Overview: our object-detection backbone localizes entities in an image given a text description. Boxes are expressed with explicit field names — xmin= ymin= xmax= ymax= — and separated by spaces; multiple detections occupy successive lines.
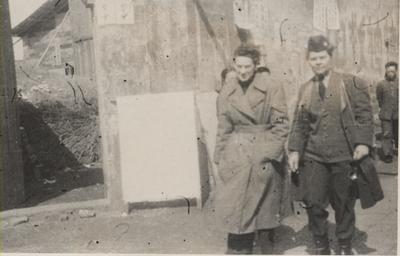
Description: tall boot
xmin=314 ymin=235 xmax=330 ymax=255
xmin=258 ymin=229 xmax=275 ymax=254
xmin=226 ymin=232 xmax=255 ymax=254
xmin=338 ymin=239 xmax=353 ymax=255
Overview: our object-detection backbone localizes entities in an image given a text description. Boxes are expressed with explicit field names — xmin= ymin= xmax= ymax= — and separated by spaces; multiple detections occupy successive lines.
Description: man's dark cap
xmin=307 ymin=35 xmax=335 ymax=52
xmin=385 ymin=61 xmax=398 ymax=69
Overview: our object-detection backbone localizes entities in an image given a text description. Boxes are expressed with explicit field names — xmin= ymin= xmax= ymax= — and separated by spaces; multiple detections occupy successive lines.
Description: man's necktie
xmin=317 ymin=73 xmax=326 ymax=100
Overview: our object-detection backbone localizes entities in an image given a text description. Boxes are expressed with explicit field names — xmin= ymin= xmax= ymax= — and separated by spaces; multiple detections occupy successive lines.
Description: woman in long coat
xmin=213 ymin=45 xmax=290 ymax=254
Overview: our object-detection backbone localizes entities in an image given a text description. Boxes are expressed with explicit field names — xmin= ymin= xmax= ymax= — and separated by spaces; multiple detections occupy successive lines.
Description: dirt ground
xmin=2 ymin=156 xmax=397 ymax=255
xmin=17 ymin=164 xmax=105 ymax=209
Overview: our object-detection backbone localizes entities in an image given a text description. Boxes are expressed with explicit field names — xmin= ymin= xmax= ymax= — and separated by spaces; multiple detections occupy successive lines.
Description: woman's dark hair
xmin=385 ymin=61 xmax=398 ymax=70
xmin=233 ymin=45 xmax=261 ymax=65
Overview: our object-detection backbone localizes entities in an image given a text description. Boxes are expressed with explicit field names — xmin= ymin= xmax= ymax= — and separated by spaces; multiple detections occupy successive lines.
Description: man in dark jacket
xmin=287 ymin=35 xmax=383 ymax=255
xmin=376 ymin=61 xmax=399 ymax=163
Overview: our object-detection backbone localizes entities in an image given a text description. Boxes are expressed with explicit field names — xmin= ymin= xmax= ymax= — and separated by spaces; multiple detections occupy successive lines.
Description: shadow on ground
xmin=271 ymin=223 xmax=377 ymax=255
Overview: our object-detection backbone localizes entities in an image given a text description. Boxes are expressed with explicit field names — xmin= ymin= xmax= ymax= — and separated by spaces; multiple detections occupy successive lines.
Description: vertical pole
xmin=0 ymin=0 xmax=25 ymax=210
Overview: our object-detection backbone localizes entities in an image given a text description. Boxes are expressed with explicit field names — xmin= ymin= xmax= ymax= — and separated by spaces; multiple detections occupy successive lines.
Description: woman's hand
xmin=353 ymin=144 xmax=369 ymax=161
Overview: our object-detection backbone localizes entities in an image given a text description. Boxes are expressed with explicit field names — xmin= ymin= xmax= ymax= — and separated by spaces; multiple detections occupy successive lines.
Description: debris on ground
xmin=9 ymin=216 xmax=29 ymax=226
xmin=86 ymin=239 xmax=101 ymax=249
xmin=78 ymin=209 xmax=96 ymax=218
xmin=14 ymin=99 xmax=105 ymax=209
xmin=59 ymin=214 xmax=70 ymax=222
xmin=64 ymin=167 xmax=74 ymax=173
xmin=1 ymin=221 xmax=9 ymax=229
xmin=36 ymin=101 xmax=100 ymax=164
xmin=43 ymin=178 xmax=57 ymax=184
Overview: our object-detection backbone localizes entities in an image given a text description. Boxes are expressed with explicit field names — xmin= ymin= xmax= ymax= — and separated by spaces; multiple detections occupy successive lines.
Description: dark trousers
xmin=381 ymin=119 xmax=399 ymax=157
xmin=300 ymin=158 xmax=357 ymax=247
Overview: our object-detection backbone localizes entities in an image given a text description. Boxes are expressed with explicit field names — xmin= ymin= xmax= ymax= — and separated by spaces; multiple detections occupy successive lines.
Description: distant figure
xmin=376 ymin=61 xmax=399 ymax=163
xmin=216 ymin=67 xmax=236 ymax=93
xmin=64 ymin=63 xmax=75 ymax=79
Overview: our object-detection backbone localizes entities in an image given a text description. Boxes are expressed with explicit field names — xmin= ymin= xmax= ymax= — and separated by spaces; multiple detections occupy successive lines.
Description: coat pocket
xmin=217 ymin=136 xmax=250 ymax=183
xmin=254 ymin=162 xmax=275 ymax=185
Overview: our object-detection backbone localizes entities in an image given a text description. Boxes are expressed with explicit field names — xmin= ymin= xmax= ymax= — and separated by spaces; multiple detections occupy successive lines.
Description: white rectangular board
xmin=117 ymin=91 xmax=201 ymax=203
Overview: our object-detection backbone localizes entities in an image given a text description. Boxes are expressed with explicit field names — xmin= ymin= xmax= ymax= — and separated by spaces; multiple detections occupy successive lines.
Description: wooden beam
xmin=1 ymin=0 xmax=25 ymax=210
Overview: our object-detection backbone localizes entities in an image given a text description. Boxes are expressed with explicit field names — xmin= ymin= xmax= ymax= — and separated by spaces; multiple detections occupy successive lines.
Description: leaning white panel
xmin=117 ymin=91 xmax=201 ymax=203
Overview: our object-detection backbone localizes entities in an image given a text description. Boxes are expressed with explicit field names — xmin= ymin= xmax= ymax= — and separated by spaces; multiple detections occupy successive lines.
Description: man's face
xmin=308 ymin=50 xmax=332 ymax=75
xmin=385 ymin=66 xmax=397 ymax=81
xmin=234 ymin=56 xmax=256 ymax=82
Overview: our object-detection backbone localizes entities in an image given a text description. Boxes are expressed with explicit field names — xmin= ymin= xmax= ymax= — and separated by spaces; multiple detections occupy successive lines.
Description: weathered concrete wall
xmin=1 ymin=0 xmax=25 ymax=210
xmin=88 ymin=0 xmax=237 ymax=209
xmin=239 ymin=0 xmax=398 ymax=118
xmin=335 ymin=0 xmax=399 ymax=80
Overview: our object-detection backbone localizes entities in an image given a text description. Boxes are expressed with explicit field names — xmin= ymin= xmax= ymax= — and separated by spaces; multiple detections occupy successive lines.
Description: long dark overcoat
xmin=213 ymin=72 xmax=290 ymax=234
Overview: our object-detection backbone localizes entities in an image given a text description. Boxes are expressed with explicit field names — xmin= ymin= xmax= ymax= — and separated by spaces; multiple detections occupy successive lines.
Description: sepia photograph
xmin=1 ymin=0 xmax=398 ymax=254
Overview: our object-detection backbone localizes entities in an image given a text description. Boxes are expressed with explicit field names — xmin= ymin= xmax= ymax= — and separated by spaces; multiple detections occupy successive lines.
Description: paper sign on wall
xmin=233 ymin=0 xmax=252 ymax=29
xmin=96 ymin=0 xmax=134 ymax=26
xmin=313 ymin=0 xmax=340 ymax=33
xmin=326 ymin=0 xmax=340 ymax=30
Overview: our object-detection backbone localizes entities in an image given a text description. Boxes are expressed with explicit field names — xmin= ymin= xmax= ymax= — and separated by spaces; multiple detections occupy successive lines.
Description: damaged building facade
xmin=3 ymin=0 xmax=399 ymax=212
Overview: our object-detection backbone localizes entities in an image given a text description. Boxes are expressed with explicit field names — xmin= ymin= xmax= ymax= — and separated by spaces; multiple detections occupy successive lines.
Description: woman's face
xmin=234 ymin=56 xmax=256 ymax=82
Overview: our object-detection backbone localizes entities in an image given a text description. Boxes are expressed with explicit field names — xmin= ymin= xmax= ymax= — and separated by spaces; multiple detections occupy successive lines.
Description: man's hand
xmin=353 ymin=144 xmax=369 ymax=161
xmin=288 ymin=151 xmax=300 ymax=172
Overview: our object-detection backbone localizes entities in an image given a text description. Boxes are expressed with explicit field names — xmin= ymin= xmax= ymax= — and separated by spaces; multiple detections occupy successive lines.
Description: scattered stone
xmin=79 ymin=209 xmax=96 ymax=218
xmin=77 ymin=167 xmax=89 ymax=172
xmin=9 ymin=216 xmax=29 ymax=226
xmin=64 ymin=167 xmax=74 ymax=173
xmin=86 ymin=239 xmax=100 ymax=248
xmin=43 ymin=178 xmax=56 ymax=184
xmin=60 ymin=214 xmax=69 ymax=222
xmin=121 ymin=212 xmax=128 ymax=217
xmin=1 ymin=221 xmax=9 ymax=229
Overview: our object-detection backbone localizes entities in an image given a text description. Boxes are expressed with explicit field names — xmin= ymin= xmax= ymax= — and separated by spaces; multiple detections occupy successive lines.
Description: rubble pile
xmin=37 ymin=101 xmax=101 ymax=164
xmin=19 ymin=99 xmax=100 ymax=178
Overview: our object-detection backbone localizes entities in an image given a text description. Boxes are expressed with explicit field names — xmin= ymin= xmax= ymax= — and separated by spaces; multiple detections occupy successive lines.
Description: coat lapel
xmin=229 ymin=82 xmax=257 ymax=121
xmin=247 ymin=74 xmax=268 ymax=110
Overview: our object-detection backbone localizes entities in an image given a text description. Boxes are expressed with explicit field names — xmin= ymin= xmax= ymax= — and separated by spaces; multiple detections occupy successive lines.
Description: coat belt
xmin=234 ymin=124 xmax=271 ymax=133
